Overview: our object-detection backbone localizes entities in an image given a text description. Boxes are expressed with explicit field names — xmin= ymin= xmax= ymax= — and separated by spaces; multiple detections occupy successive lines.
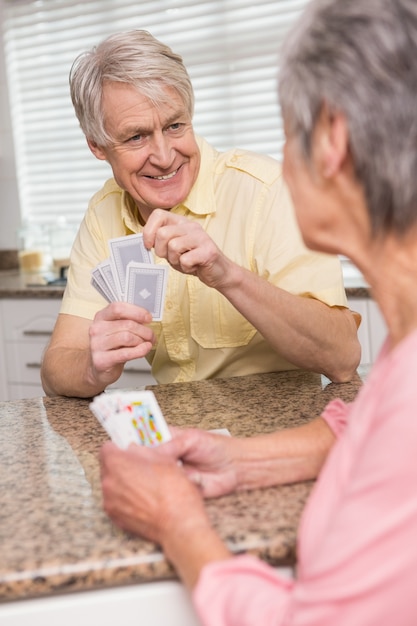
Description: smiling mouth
xmin=146 ymin=168 xmax=179 ymax=181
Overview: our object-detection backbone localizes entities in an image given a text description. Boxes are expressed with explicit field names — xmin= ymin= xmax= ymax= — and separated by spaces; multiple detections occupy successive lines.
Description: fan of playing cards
xmin=91 ymin=233 xmax=169 ymax=321
xmin=90 ymin=390 xmax=172 ymax=449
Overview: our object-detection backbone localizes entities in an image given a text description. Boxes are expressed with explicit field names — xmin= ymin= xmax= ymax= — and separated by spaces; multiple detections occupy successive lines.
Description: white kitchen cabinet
xmin=0 ymin=580 xmax=201 ymax=626
xmin=367 ymin=299 xmax=388 ymax=361
xmin=0 ymin=298 xmax=155 ymax=401
xmin=108 ymin=356 xmax=156 ymax=391
xmin=1 ymin=298 xmax=62 ymax=400
xmin=348 ymin=297 xmax=387 ymax=366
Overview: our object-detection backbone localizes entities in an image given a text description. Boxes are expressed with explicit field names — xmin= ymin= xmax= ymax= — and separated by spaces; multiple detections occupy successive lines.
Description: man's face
xmin=88 ymin=82 xmax=201 ymax=222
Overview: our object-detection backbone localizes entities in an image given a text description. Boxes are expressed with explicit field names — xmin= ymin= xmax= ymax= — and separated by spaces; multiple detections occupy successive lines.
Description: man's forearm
xmin=41 ymin=346 xmax=111 ymax=398
xmin=219 ymin=264 xmax=361 ymax=382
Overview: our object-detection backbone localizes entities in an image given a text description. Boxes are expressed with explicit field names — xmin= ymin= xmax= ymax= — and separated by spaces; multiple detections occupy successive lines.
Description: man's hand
xmin=143 ymin=209 xmax=233 ymax=289
xmin=41 ymin=303 xmax=156 ymax=397
xmin=88 ymin=301 xmax=156 ymax=387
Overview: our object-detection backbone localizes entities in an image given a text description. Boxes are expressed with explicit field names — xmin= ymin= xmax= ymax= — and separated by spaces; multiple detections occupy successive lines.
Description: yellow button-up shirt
xmin=62 ymin=136 xmax=348 ymax=383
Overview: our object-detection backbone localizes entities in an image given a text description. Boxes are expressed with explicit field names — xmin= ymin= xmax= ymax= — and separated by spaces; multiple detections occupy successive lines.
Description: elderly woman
xmin=99 ymin=0 xmax=417 ymax=624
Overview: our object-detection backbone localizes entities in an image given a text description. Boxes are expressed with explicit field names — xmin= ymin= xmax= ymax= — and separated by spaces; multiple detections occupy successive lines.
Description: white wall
xmin=0 ymin=0 xmax=21 ymax=251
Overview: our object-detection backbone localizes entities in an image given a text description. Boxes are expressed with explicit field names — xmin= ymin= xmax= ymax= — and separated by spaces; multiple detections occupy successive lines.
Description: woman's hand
xmin=99 ymin=441 xmax=209 ymax=545
xmin=164 ymin=427 xmax=239 ymax=498
xmin=99 ymin=436 xmax=234 ymax=589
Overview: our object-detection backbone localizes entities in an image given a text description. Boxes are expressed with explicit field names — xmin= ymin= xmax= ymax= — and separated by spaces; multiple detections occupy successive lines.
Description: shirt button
xmin=165 ymin=300 xmax=173 ymax=310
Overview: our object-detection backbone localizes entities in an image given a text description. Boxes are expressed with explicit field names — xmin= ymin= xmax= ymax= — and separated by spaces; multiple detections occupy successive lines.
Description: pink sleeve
xmin=193 ymin=555 xmax=293 ymax=626
xmin=321 ymin=398 xmax=353 ymax=438
xmin=193 ymin=339 xmax=417 ymax=626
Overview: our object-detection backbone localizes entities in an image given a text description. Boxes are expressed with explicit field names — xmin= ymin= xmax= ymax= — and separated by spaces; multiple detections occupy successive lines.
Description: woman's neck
xmin=358 ymin=231 xmax=417 ymax=347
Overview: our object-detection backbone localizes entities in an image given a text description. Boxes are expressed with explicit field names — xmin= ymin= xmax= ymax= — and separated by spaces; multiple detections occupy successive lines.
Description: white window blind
xmin=2 ymin=0 xmax=309 ymax=230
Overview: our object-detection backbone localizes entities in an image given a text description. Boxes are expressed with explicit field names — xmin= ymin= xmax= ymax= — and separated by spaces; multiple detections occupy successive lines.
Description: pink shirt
xmin=193 ymin=330 xmax=417 ymax=625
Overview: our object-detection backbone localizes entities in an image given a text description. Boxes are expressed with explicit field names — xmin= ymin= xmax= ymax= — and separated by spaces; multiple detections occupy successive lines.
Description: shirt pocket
xmin=188 ymin=279 xmax=256 ymax=348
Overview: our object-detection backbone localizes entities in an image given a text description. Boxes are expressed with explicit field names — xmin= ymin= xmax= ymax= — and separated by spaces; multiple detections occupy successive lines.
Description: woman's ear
xmin=313 ymin=105 xmax=349 ymax=179
xmin=87 ymin=138 xmax=107 ymax=161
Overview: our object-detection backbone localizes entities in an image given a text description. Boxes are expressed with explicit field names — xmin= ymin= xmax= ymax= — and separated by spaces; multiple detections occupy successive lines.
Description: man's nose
xmin=148 ymin=133 xmax=174 ymax=168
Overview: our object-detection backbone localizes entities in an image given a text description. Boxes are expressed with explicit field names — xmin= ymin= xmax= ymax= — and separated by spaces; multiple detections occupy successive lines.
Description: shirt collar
xmin=180 ymin=134 xmax=216 ymax=216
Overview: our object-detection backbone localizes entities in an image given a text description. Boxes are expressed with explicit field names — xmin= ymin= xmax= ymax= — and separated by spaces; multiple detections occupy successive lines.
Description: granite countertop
xmin=0 ymin=270 xmax=64 ymax=299
xmin=0 ymin=370 xmax=364 ymax=603
xmin=0 ymin=267 xmax=370 ymax=300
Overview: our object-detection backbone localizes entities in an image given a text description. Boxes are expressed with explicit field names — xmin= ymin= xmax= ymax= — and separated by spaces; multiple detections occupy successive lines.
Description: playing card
xmin=209 ymin=428 xmax=232 ymax=436
xmin=91 ymin=267 xmax=115 ymax=303
xmin=96 ymin=259 xmax=119 ymax=301
xmin=109 ymin=233 xmax=153 ymax=298
xmin=125 ymin=262 xmax=168 ymax=320
xmin=90 ymin=390 xmax=171 ymax=449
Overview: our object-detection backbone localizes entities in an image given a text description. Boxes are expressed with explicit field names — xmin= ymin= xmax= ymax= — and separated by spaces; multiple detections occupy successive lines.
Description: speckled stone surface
xmin=345 ymin=286 xmax=372 ymax=298
xmin=0 ymin=269 xmax=370 ymax=299
xmin=0 ymin=370 xmax=364 ymax=603
xmin=0 ymin=270 xmax=64 ymax=299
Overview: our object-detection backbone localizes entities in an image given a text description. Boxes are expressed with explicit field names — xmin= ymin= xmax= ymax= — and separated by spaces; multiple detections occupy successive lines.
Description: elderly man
xmin=41 ymin=30 xmax=360 ymax=398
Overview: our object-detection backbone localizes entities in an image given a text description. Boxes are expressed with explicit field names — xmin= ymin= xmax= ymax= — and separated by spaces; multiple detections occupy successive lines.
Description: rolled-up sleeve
xmin=321 ymin=398 xmax=353 ymax=438
xmin=193 ymin=555 xmax=294 ymax=626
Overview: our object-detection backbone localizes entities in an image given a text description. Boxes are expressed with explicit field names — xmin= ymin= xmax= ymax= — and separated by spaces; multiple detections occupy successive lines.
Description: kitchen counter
xmin=0 ymin=369 xmax=364 ymax=604
xmin=0 ymin=267 xmax=370 ymax=299
xmin=0 ymin=270 xmax=64 ymax=299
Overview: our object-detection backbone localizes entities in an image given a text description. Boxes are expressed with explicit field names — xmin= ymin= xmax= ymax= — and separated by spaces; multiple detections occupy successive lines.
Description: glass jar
xmin=49 ymin=218 xmax=78 ymax=277
xmin=17 ymin=222 xmax=51 ymax=274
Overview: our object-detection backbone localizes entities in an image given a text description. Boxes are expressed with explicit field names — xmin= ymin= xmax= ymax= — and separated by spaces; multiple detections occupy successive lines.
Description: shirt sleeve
xmin=60 ymin=211 xmax=108 ymax=319
xmin=321 ymin=398 xmax=353 ymax=438
xmin=252 ymin=173 xmax=348 ymax=308
xmin=193 ymin=555 xmax=294 ymax=626
xmin=60 ymin=184 xmax=126 ymax=319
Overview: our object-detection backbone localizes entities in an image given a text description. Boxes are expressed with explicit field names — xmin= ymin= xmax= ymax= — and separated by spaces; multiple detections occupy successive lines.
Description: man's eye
xmin=129 ymin=134 xmax=142 ymax=142
xmin=169 ymin=123 xmax=181 ymax=131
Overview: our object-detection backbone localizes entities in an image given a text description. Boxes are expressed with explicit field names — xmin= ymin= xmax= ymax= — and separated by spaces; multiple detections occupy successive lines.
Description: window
xmin=2 ymin=0 xmax=309 ymax=231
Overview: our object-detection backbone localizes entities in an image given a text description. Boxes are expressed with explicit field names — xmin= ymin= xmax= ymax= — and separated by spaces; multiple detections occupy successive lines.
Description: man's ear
xmin=87 ymin=138 xmax=107 ymax=161
xmin=314 ymin=105 xmax=349 ymax=179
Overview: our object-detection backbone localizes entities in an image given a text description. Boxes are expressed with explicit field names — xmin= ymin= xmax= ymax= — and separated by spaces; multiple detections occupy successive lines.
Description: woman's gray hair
xmin=279 ymin=0 xmax=417 ymax=235
xmin=69 ymin=30 xmax=194 ymax=146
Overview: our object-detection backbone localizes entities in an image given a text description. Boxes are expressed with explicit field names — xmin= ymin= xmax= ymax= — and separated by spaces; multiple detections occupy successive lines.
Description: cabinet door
xmin=368 ymin=299 xmax=387 ymax=362
xmin=109 ymin=357 xmax=156 ymax=390
xmin=7 ymin=383 xmax=45 ymax=401
xmin=1 ymin=298 xmax=156 ymax=399
xmin=1 ymin=298 xmax=61 ymax=400
xmin=348 ymin=297 xmax=371 ymax=365
xmin=348 ymin=297 xmax=387 ymax=366
xmin=2 ymin=298 xmax=61 ymax=342
xmin=5 ymin=341 xmax=46 ymax=384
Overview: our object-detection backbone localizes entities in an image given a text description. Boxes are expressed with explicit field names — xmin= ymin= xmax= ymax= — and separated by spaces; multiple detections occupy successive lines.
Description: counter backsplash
xmin=0 ymin=250 xmax=370 ymax=298
xmin=0 ymin=250 xmax=18 ymax=271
